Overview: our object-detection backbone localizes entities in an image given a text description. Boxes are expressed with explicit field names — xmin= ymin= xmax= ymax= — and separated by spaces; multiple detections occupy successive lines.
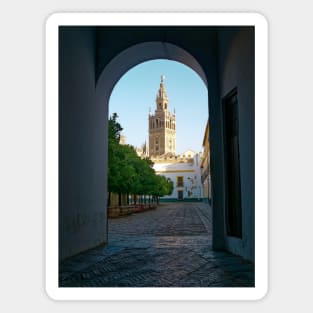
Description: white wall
xmin=154 ymin=153 xmax=203 ymax=200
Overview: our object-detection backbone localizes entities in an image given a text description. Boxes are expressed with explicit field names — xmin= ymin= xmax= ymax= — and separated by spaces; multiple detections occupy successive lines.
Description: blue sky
xmin=109 ymin=59 xmax=208 ymax=154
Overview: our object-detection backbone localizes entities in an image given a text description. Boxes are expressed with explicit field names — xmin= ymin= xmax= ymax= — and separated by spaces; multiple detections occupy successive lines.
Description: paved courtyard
xmin=59 ymin=202 xmax=254 ymax=287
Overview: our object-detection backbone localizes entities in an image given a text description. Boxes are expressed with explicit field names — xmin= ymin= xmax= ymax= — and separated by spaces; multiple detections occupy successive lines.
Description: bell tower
xmin=149 ymin=75 xmax=176 ymax=156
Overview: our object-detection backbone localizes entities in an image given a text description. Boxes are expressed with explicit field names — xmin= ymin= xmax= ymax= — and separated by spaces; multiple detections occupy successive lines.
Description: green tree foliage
xmin=108 ymin=113 xmax=173 ymax=205
xmin=108 ymin=112 xmax=123 ymax=143
xmin=152 ymin=175 xmax=174 ymax=198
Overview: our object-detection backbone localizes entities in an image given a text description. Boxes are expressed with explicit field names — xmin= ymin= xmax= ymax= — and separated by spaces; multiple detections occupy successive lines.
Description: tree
xmin=107 ymin=113 xmax=174 ymax=207
xmin=151 ymin=176 xmax=174 ymax=204
xmin=108 ymin=113 xmax=123 ymax=143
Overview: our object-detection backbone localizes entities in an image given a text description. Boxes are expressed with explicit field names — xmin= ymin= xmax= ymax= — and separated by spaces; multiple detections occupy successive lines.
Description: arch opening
xmin=99 ymin=43 xmax=212 ymax=242
xmin=96 ymin=42 xmax=209 ymax=108
xmin=106 ymin=58 xmax=211 ymax=240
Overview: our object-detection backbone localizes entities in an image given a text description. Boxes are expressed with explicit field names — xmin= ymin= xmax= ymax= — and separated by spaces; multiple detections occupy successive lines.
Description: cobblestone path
xmin=59 ymin=202 xmax=254 ymax=287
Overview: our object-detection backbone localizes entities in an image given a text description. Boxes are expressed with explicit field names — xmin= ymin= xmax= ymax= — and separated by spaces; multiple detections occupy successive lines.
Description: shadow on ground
xmin=59 ymin=202 xmax=254 ymax=287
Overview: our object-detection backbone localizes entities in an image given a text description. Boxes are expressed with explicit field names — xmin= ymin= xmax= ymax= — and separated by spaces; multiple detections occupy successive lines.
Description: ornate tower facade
xmin=149 ymin=75 xmax=176 ymax=156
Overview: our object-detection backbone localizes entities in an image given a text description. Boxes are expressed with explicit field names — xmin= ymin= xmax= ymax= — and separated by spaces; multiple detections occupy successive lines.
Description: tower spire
xmin=156 ymin=74 xmax=168 ymax=110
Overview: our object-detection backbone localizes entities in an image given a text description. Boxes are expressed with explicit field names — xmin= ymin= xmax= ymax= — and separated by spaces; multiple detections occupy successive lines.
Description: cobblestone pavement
xmin=59 ymin=202 xmax=254 ymax=287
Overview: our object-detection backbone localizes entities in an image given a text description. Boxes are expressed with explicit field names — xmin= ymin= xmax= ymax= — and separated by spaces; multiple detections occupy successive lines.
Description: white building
xmin=152 ymin=150 xmax=203 ymax=201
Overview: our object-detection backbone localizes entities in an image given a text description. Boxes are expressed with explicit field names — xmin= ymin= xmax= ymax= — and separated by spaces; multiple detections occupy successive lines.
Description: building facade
xmin=152 ymin=150 xmax=203 ymax=201
xmin=148 ymin=76 xmax=176 ymax=157
xmin=200 ymin=121 xmax=212 ymax=203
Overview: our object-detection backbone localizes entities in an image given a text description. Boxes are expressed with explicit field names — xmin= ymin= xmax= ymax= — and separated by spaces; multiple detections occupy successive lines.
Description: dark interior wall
xmin=95 ymin=27 xmax=219 ymax=83
xmin=202 ymin=31 xmax=226 ymax=251
xmin=59 ymin=27 xmax=107 ymax=260
xmin=218 ymin=27 xmax=255 ymax=261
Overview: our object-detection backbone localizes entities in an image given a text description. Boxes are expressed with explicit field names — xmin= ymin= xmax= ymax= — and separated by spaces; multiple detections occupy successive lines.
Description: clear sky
xmin=109 ymin=59 xmax=208 ymax=154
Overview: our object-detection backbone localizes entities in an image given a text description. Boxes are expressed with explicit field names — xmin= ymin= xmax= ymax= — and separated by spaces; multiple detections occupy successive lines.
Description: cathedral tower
xmin=149 ymin=75 xmax=176 ymax=156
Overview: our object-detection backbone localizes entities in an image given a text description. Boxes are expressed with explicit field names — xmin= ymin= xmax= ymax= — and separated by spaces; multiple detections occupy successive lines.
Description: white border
xmin=45 ymin=12 xmax=268 ymax=301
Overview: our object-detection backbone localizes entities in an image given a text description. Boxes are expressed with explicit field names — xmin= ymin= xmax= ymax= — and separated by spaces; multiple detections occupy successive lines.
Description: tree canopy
xmin=108 ymin=113 xmax=173 ymax=203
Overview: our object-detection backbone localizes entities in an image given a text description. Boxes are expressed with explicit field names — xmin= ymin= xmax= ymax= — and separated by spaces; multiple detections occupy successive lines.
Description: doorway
xmin=223 ymin=88 xmax=242 ymax=238
xmin=177 ymin=190 xmax=184 ymax=200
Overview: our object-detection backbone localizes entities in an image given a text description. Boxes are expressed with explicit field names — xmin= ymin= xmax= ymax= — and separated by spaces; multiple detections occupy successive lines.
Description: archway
xmin=96 ymin=41 xmax=208 ymax=108
xmin=106 ymin=57 xmax=210 ymax=244
xmin=96 ymin=42 xmax=210 ymax=240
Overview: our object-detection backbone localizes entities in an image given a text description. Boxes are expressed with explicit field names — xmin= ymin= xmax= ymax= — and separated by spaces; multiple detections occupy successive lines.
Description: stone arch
xmin=95 ymin=41 xmax=208 ymax=106
xmin=95 ymin=40 xmax=211 ymax=244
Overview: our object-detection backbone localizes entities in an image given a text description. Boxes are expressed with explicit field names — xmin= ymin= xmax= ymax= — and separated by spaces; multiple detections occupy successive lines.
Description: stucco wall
xmin=153 ymin=154 xmax=203 ymax=200
xmin=59 ymin=27 xmax=107 ymax=260
xmin=218 ymin=27 xmax=255 ymax=261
